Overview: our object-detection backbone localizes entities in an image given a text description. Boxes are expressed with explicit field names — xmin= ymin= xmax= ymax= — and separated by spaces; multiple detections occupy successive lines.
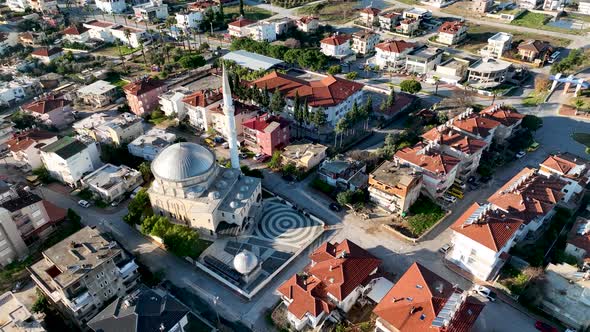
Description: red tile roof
xmin=438 ymin=21 xmax=465 ymax=34
xmin=84 ymin=19 xmax=115 ymax=28
xmin=517 ymin=39 xmax=552 ymax=53
xmin=451 ymin=203 xmax=524 ymax=252
xmin=540 ymin=153 xmax=588 ymax=179
xmin=360 ymin=7 xmax=381 ymax=15
xmin=31 ymin=47 xmax=63 ymax=57
xmin=63 ymin=25 xmax=89 ymax=35
xmin=7 ymin=130 xmax=56 ymax=152
xmin=298 ymin=16 xmax=318 ymax=24
xmin=379 ymin=11 xmax=400 ymax=19
xmin=422 ymin=126 xmax=487 ymax=156
xmin=567 ymin=217 xmax=590 ymax=259
xmin=123 ymin=78 xmax=166 ymax=96
xmin=488 ymin=168 xmax=567 ymax=223
xmin=42 ymin=200 xmax=66 ymax=223
xmin=373 ymin=262 xmax=484 ymax=332
xmin=320 ymin=34 xmax=351 ymax=46
xmin=242 ymin=113 xmax=290 ymax=132
xmin=228 ymin=17 xmax=256 ymax=27
xmin=182 ymin=89 xmax=222 ymax=108
xmin=375 ymin=40 xmax=415 ymax=53
xmin=250 ymin=71 xmax=364 ymax=108
xmin=451 ymin=112 xmax=500 ymax=139
xmin=277 ymin=239 xmax=381 ymax=319
xmin=480 ymin=104 xmax=524 ymax=127
xmin=394 ymin=142 xmax=460 ymax=175
xmin=188 ymin=0 xmax=217 ymax=11
xmin=23 ymin=95 xmax=70 ymax=114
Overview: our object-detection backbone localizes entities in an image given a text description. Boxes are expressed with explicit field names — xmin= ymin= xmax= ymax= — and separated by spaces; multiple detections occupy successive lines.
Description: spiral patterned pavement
xmin=254 ymin=201 xmax=322 ymax=248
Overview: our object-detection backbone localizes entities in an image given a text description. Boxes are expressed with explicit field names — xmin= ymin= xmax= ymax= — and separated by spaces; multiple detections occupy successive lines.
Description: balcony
xmin=68 ymin=291 xmax=91 ymax=312
xmin=118 ymin=260 xmax=138 ymax=280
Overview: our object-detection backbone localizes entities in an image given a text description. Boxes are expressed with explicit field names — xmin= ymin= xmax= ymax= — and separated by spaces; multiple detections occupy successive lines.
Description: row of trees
xmin=292 ymin=91 xmax=328 ymax=137
xmin=334 ymin=98 xmax=373 ymax=147
xmin=140 ymin=215 xmax=208 ymax=258
xmin=550 ymin=49 xmax=587 ymax=75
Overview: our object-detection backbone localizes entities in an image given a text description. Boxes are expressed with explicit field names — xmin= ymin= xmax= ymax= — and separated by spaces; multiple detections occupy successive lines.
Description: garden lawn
xmin=573 ymin=132 xmax=590 ymax=147
xmin=297 ymin=1 xmax=357 ymax=24
xmin=405 ymin=196 xmax=445 ymax=237
xmin=225 ymin=5 xmax=274 ymax=20
xmin=522 ymin=90 xmax=548 ymax=106
xmin=511 ymin=11 xmax=587 ymax=35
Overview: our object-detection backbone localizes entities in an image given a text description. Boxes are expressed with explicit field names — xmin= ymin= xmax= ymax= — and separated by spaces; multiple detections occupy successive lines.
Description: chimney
xmin=410 ymin=306 xmax=416 ymax=314
xmin=329 ymin=265 xmax=333 ymax=271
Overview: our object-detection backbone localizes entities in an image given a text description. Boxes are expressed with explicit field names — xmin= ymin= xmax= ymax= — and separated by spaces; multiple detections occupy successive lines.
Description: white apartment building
xmin=351 ymin=31 xmax=380 ymax=56
xmin=437 ymin=21 xmax=467 ymax=46
xmin=228 ymin=18 xmax=256 ymax=38
xmin=394 ymin=142 xmax=460 ymax=198
xmin=40 ymin=137 xmax=101 ymax=187
xmin=405 ymin=45 xmax=443 ymax=74
xmin=0 ymin=118 xmax=14 ymax=151
xmin=468 ymin=57 xmax=514 ymax=88
xmin=83 ymin=20 xmax=147 ymax=48
xmin=7 ymin=130 xmax=58 ymax=171
xmin=29 ymin=227 xmax=139 ymax=325
xmin=176 ymin=11 xmax=204 ymax=30
xmin=159 ymin=86 xmax=192 ymax=119
xmin=479 ymin=32 xmax=513 ymax=58
xmin=449 ymin=108 xmax=500 ymax=147
xmin=128 ymin=128 xmax=176 ymax=161
xmin=374 ymin=40 xmax=416 ymax=70
xmin=95 ymin=0 xmax=127 ymax=13
xmin=63 ymin=25 xmax=90 ymax=43
xmin=296 ymin=16 xmax=319 ymax=32
xmin=480 ymin=103 xmax=524 ymax=142
xmin=7 ymin=0 xmax=29 ymax=12
xmin=82 ymin=163 xmax=143 ymax=203
xmin=320 ymin=34 xmax=352 ymax=59
xmin=0 ymin=77 xmax=41 ymax=106
xmin=579 ymin=0 xmax=590 ymax=14
xmin=519 ymin=0 xmax=543 ymax=9
xmin=77 ymin=80 xmax=118 ymax=107
xmin=133 ymin=0 xmax=169 ymax=21
xmin=73 ymin=112 xmax=144 ymax=146
xmin=248 ymin=22 xmax=277 ymax=42
xmin=539 ymin=153 xmax=590 ymax=199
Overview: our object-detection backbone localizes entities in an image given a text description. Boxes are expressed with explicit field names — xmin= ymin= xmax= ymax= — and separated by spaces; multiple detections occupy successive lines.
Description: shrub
xmin=400 ymin=79 xmax=422 ymax=94
xmin=310 ymin=178 xmax=332 ymax=194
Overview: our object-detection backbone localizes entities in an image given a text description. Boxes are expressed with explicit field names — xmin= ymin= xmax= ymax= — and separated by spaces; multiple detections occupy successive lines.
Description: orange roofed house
xmin=242 ymin=113 xmax=290 ymax=156
xmin=479 ymin=103 xmax=524 ymax=143
xmin=394 ymin=142 xmax=460 ymax=199
xmin=277 ymin=239 xmax=381 ymax=331
xmin=359 ymin=7 xmax=381 ymax=26
xmin=373 ymin=262 xmax=484 ymax=332
xmin=250 ymin=71 xmax=364 ymax=128
xmin=320 ymin=34 xmax=352 ymax=58
xmin=448 ymin=108 xmax=500 ymax=147
xmin=31 ymin=47 xmax=63 ymax=64
xmin=539 ymin=153 xmax=589 ymax=201
xmin=228 ymin=17 xmax=257 ymax=38
xmin=437 ymin=21 xmax=467 ymax=46
xmin=123 ymin=77 xmax=168 ymax=116
xmin=7 ymin=130 xmax=58 ymax=170
xmin=21 ymin=95 xmax=74 ymax=130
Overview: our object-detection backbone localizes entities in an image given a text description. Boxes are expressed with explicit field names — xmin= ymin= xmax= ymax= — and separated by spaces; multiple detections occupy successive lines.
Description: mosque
xmin=147 ymin=67 xmax=262 ymax=238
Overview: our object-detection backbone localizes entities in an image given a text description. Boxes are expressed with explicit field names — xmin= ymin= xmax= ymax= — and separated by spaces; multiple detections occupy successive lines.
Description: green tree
xmin=336 ymin=190 xmax=354 ymax=206
xmin=387 ymin=89 xmax=395 ymax=107
xmin=521 ymin=114 xmax=543 ymax=132
xmin=239 ymin=0 xmax=245 ymax=16
xmin=178 ymin=54 xmax=206 ymax=69
xmin=334 ymin=117 xmax=347 ymax=147
xmin=267 ymin=150 xmax=282 ymax=170
xmin=269 ymin=88 xmax=285 ymax=115
xmin=31 ymin=292 xmax=49 ymax=314
xmin=432 ymin=75 xmax=441 ymax=95
xmin=138 ymin=161 xmax=153 ymax=182
xmin=32 ymin=167 xmax=51 ymax=183
xmin=574 ymin=98 xmax=585 ymax=114
xmin=11 ymin=111 xmax=37 ymax=129
xmin=141 ymin=214 xmax=159 ymax=234
xmin=400 ymin=79 xmax=422 ymax=94
xmin=67 ymin=208 xmax=81 ymax=224
xmin=327 ymin=65 xmax=342 ymax=75
xmin=124 ymin=189 xmax=152 ymax=225
xmin=345 ymin=72 xmax=358 ymax=80
xmin=282 ymin=162 xmax=297 ymax=176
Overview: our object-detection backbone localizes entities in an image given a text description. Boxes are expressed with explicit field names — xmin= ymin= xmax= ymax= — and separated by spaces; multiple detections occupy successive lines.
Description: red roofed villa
xmin=242 ymin=113 xmax=290 ymax=156
xmin=359 ymin=6 xmax=381 ymax=26
xmin=22 ymin=95 xmax=74 ymax=130
xmin=320 ymin=33 xmax=352 ymax=58
xmin=375 ymin=40 xmax=416 ymax=69
xmin=31 ymin=47 xmax=64 ymax=64
xmin=7 ymin=130 xmax=58 ymax=170
xmin=539 ymin=153 xmax=590 ymax=197
xmin=479 ymin=103 xmax=524 ymax=142
xmin=228 ymin=17 xmax=257 ymax=38
xmin=62 ymin=25 xmax=90 ymax=43
xmin=437 ymin=21 xmax=467 ymax=45
xmin=277 ymin=239 xmax=381 ymax=331
xmin=449 ymin=108 xmax=501 ymax=146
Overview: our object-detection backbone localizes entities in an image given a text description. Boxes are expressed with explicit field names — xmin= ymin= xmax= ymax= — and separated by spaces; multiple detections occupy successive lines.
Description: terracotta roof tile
xmin=84 ymin=19 xmax=115 ymax=28
xmin=480 ymin=104 xmax=524 ymax=127
xmin=242 ymin=113 xmax=290 ymax=132
xmin=228 ymin=17 xmax=256 ymax=27
xmin=379 ymin=11 xmax=400 ymax=19
xmin=182 ymin=89 xmax=222 ymax=107
xmin=451 ymin=113 xmax=500 ymax=139
xmin=438 ymin=21 xmax=465 ymax=34
xmin=320 ymin=34 xmax=351 ymax=46
xmin=422 ymin=126 xmax=487 ymax=155
xmin=376 ymin=40 xmax=415 ymax=53
xmin=394 ymin=142 xmax=460 ymax=175
xmin=298 ymin=16 xmax=318 ymax=24
xmin=7 ymin=130 xmax=57 ymax=152
xmin=540 ymin=153 xmax=589 ymax=180
xmin=42 ymin=200 xmax=67 ymax=222
xmin=567 ymin=217 xmax=590 ymax=259
xmin=63 ymin=25 xmax=89 ymax=35
xmin=123 ymin=78 xmax=166 ymax=96
xmin=360 ymin=7 xmax=381 ymax=15
xmin=31 ymin=47 xmax=63 ymax=57
xmin=517 ymin=39 xmax=552 ymax=53
xmin=23 ymin=95 xmax=70 ymax=114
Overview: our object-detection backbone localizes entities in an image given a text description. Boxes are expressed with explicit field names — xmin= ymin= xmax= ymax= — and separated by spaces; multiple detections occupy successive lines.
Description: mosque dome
xmin=233 ymin=250 xmax=258 ymax=275
xmin=152 ymin=142 xmax=215 ymax=181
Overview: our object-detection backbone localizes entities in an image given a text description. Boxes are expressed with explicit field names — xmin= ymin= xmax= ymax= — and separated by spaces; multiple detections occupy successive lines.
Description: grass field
xmin=225 ymin=5 xmax=274 ymax=20
xmin=522 ymin=90 xmax=549 ymax=106
xmin=297 ymin=1 xmax=357 ymax=24
xmin=459 ymin=23 xmax=571 ymax=54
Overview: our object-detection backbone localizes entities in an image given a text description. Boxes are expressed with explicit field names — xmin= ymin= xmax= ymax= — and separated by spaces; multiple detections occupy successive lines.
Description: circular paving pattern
xmin=255 ymin=202 xmax=319 ymax=247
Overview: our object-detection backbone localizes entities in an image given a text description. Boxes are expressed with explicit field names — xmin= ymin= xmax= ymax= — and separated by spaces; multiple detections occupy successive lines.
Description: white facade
xmin=83 ymin=21 xmax=147 ymax=48
xmin=320 ymin=39 xmax=352 ymax=58
xmin=82 ymin=163 xmax=143 ymax=203
xmin=0 ymin=78 xmax=39 ymax=105
xmin=159 ymin=87 xmax=191 ymax=119
xmin=176 ymin=11 xmax=204 ymax=30
xmin=479 ymin=32 xmax=513 ymax=58
xmin=374 ymin=45 xmax=414 ymax=69
xmin=248 ymin=22 xmax=277 ymax=42
xmin=133 ymin=0 xmax=169 ymax=21
xmin=95 ymin=0 xmax=127 ymax=13
xmin=40 ymin=138 xmax=101 ymax=187
xmin=10 ymin=135 xmax=58 ymax=171
xmin=128 ymin=128 xmax=176 ymax=161
xmin=351 ymin=32 xmax=380 ymax=55
xmin=579 ymin=0 xmax=590 ymax=14
xmin=7 ymin=0 xmax=29 ymax=12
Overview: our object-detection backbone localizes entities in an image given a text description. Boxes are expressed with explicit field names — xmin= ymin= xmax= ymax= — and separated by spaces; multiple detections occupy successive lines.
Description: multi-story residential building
xmin=351 ymin=30 xmax=380 ymax=56
xmin=242 ymin=114 xmax=290 ymax=156
xmin=320 ymin=34 xmax=352 ymax=59
xmin=277 ymin=239 xmax=381 ymax=331
xmin=0 ymin=183 xmax=66 ymax=266
xmin=29 ymin=227 xmax=140 ymax=325
xmin=296 ymin=16 xmax=319 ymax=32
xmin=0 ymin=77 xmax=41 ymax=106
xmin=396 ymin=18 xmax=420 ymax=36
xmin=519 ymin=0 xmax=543 ymax=9
xmin=0 ymin=291 xmax=45 ymax=331
xmin=480 ymin=103 xmax=523 ymax=142
xmin=565 ymin=217 xmax=590 ymax=263
xmin=132 ymin=0 xmax=168 ymax=21
xmin=266 ymin=16 xmax=294 ymax=35
xmin=544 ymin=0 xmax=566 ymax=10
xmin=539 ymin=153 xmax=589 ymax=199
xmin=250 ymin=72 xmax=364 ymax=127
xmin=394 ymin=142 xmax=460 ymax=198
xmin=31 ymin=47 xmax=63 ymax=64
xmin=0 ymin=32 xmax=18 ymax=56
xmin=0 ymin=118 xmax=14 ymax=151
xmin=580 ymin=0 xmax=590 ymax=13
xmin=433 ymin=57 xmax=470 ymax=84
xmin=82 ymin=164 xmax=143 ymax=203
xmin=73 ymin=112 xmax=144 ymax=146
xmin=448 ymin=203 xmax=525 ymax=280
xmin=95 ymin=0 xmax=127 ymax=13
xmin=83 ymin=20 xmax=147 ymax=48
xmin=77 ymin=80 xmax=118 ymax=107
xmin=403 ymin=7 xmax=432 ymax=20
xmin=368 ymin=160 xmax=422 ymax=214
xmin=128 ymin=128 xmax=176 ymax=161
xmin=422 ymin=125 xmax=487 ymax=179
xmin=159 ymin=87 xmax=192 ymax=119
xmin=359 ymin=7 xmax=381 ymax=26
xmin=123 ymin=77 xmax=168 ymax=116
xmin=540 ymin=263 xmax=590 ymax=331
xmin=63 ymin=25 xmax=90 ymax=43
xmin=449 ymin=108 xmax=500 ymax=147
xmin=374 ymin=39 xmax=416 ymax=70
xmin=228 ymin=17 xmax=257 ymax=38
xmin=318 ymin=157 xmax=368 ymax=190
xmin=473 ymin=0 xmax=493 ymax=13
xmin=437 ymin=21 xmax=467 ymax=45
xmin=468 ymin=57 xmax=513 ymax=88
xmin=28 ymin=0 xmax=57 ymax=13
xmin=176 ymin=10 xmax=205 ymax=30
xmin=7 ymin=130 xmax=58 ymax=170
xmin=479 ymin=32 xmax=512 ymax=58
xmin=282 ymin=140 xmax=328 ymax=171
xmin=88 ymin=285 xmax=191 ymax=332
xmin=40 ymin=136 xmax=101 ymax=187
xmin=405 ymin=45 xmax=443 ymax=74
xmin=378 ymin=11 xmax=401 ymax=31
xmin=22 ymin=95 xmax=74 ymax=130
xmin=248 ymin=22 xmax=277 ymax=42
xmin=373 ymin=262 xmax=484 ymax=332
xmin=517 ymin=39 xmax=553 ymax=63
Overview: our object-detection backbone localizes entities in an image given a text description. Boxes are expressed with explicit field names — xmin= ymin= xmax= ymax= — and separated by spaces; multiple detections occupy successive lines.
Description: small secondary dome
xmin=233 ymin=250 xmax=258 ymax=274
xmin=152 ymin=142 xmax=215 ymax=181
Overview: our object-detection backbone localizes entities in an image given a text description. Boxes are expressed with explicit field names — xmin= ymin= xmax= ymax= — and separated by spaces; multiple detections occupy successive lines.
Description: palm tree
xmin=239 ymin=0 xmax=245 ymax=16
xmin=139 ymin=40 xmax=148 ymax=67
xmin=433 ymin=75 xmax=440 ymax=95
xmin=574 ymin=98 xmax=585 ymax=115
xmin=123 ymin=28 xmax=132 ymax=49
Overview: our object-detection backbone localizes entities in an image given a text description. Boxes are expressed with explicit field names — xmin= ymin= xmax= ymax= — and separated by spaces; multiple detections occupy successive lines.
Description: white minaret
xmin=222 ymin=65 xmax=240 ymax=170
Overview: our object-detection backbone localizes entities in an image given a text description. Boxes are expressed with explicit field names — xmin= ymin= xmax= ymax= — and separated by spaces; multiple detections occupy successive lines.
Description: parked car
xmin=12 ymin=281 xmax=24 ymax=292
xmin=516 ymin=151 xmax=526 ymax=159
xmin=78 ymin=199 xmax=91 ymax=208
xmin=442 ymin=195 xmax=457 ymax=204
xmin=329 ymin=203 xmax=342 ymax=212
xmin=439 ymin=243 xmax=452 ymax=254
xmin=254 ymin=153 xmax=269 ymax=162
xmin=535 ymin=321 xmax=558 ymax=332
xmin=527 ymin=142 xmax=540 ymax=152
xmin=547 ymin=51 xmax=560 ymax=64
xmin=474 ymin=285 xmax=497 ymax=302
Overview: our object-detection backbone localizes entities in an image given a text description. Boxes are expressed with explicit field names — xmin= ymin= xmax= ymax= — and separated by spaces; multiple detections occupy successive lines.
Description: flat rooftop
xmin=222 ymin=50 xmax=285 ymax=71
xmin=82 ymin=163 xmax=139 ymax=191
xmin=0 ymin=292 xmax=44 ymax=332
xmin=489 ymin=32 xmax=512 ymax=42
xmin=30 ymin=226 xmax=122 ymax=289
xmin=469 ymin=57 xmax=512 ymax=73
xmin=78 ymin=80 xmax=116 ymax=96
xmin=371 ymin=160 xmax=418 ymax=187
xmin=408 ymin=46 xmax=441 ymax=59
